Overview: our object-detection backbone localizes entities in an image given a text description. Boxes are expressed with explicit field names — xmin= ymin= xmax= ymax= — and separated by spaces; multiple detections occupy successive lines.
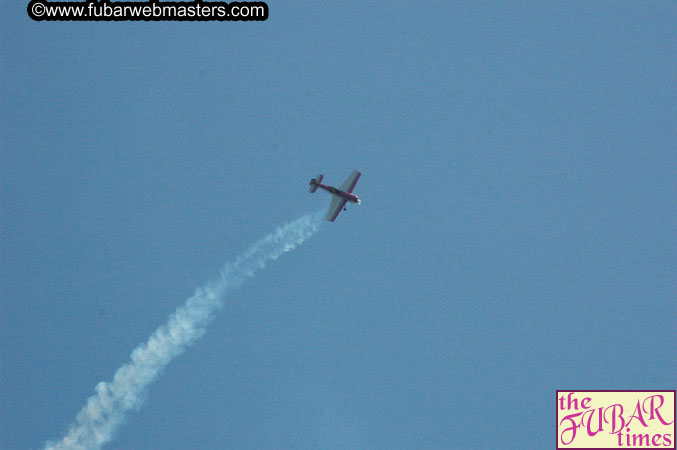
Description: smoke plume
xmin=44 ymin=212 xmax=322 ymax=450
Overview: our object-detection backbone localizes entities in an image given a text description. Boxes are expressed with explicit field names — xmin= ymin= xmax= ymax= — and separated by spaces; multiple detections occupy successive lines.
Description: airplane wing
xmin=338 ymin=170 xmax=361 ymax=193
xmin=326 ymin=196 xmax=347 ymax=222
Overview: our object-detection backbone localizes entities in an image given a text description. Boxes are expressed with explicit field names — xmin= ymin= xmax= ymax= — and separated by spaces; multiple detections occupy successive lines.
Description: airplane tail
xmin=309 ymin=174 xmax=323 ymax=193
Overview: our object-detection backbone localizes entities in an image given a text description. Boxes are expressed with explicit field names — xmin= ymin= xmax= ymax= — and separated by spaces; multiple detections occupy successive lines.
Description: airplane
xmin=309 ymin=170 xmax=361 ymax=222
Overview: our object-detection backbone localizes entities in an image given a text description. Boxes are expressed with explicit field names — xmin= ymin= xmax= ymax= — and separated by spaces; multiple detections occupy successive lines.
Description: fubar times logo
xmin=557 ymin=390 xmax=675 ymax=449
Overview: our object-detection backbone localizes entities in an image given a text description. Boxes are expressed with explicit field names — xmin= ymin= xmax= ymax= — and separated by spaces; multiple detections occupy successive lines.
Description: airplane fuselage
xmin=316 ymin=184 xmax=360 ymax=203
xmin=309 ymin=170 xmax=361 ymax=222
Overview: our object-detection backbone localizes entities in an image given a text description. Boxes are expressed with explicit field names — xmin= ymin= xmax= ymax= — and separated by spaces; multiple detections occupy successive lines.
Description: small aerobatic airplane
xmin=309 ymin=170 xmax=361 ymax=222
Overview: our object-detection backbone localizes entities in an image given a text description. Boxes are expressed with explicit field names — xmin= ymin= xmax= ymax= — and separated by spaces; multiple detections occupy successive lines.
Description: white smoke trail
xmin=44 ymin=212 xmax=323 ymax=450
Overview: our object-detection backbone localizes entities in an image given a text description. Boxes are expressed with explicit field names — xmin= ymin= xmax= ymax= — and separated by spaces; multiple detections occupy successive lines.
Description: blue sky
xmin=2 ymin=1 xmax=675 ymax=449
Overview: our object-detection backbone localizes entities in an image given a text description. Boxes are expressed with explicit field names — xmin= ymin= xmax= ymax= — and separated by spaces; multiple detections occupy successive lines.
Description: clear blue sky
xmin=2 ymin=2 xmax=675 ymax=449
